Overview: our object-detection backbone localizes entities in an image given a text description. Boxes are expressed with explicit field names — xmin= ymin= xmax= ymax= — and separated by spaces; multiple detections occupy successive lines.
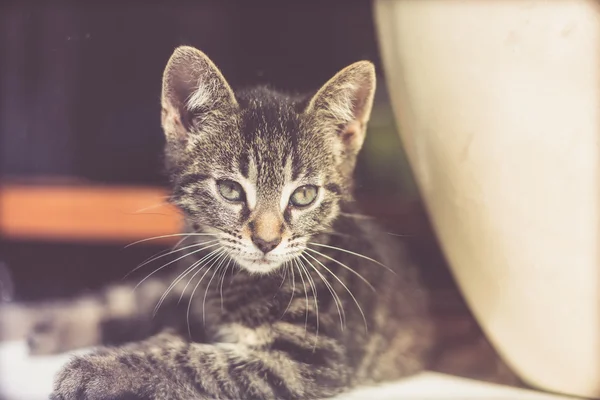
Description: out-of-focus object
xmin=374 ymin=0 xmax=600 ymax=398
xmin=0 ymin=184 xmax=180 ymax=243
xmin=0 ymin=262 xmax=14 ymax=303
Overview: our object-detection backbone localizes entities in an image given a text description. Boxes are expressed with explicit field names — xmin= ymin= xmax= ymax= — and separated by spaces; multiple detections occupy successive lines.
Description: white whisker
xmin=202 ymin=252 xmax=229 ymax=322
xmin=136 ymin=234 xmax=191 ymax=270
xmin=305 ymin=247 xmax=375 ymax=291
xmin=304 ymin=251 xmax=368 ymax=334
xmin=177 ymin=249 xmax=224 ymax=304
xmin=308 ymin=242 xmax=395 ymax=274
xmin=296 ymin=257 xmax=319 ymax=350
xmin=339 ymin=212 xmax=375 ymax=220
xmin=385 ymin=232 xmax=414 ymax=237
xmin=277 ymin=263 xmax=288 ymax=292
xmin=281 ymin=260 xmax=296 ymax=318
xmin=132 ymin=200 xmax=170 ymax=214
xmin=125 ymin=232 xmax=220 ymax=248
xmin=153 ymin=247 xmax=223 ymax=317
xmin=292 ymin=258 xmax=310 ymax=335
xmin=134 ymin=243 xmax=220 ymax=292
xmin=125 ymin=239 xmax=218 ymax=279
xmin=300 ymin=253 xmax=345 ymax=331
xmin=187 ymin=249 xmax=227 ymax=337
xmin=219 ymin=256 xmax=233 ymax=311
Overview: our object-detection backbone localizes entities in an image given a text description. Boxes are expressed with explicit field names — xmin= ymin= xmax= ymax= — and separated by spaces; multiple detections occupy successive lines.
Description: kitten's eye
xmin=217 ymin=180 xmax=245 ymax=202
xmin=290 ymin=185 xmax=318 ymax=207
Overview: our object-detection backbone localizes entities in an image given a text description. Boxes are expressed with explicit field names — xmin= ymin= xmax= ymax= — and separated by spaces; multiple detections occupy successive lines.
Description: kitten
xmin=5 ymin=46 xmax=507 ymax=399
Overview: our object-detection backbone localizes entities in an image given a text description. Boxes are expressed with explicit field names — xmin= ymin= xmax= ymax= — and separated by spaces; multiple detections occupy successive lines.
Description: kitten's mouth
xmin=248 ymin=256 xmax=278 ymax=268
xmin=232 ymin=254 xmax=284 ymax=274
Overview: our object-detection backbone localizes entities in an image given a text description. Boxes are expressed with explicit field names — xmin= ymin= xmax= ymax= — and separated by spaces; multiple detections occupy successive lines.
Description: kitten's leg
xmin=51 ymin=321 xmax=355 ymax=400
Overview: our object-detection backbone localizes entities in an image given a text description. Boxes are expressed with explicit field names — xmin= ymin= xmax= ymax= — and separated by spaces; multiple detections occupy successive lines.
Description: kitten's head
xmin=161 ymin=46 xmax=375 ymax=274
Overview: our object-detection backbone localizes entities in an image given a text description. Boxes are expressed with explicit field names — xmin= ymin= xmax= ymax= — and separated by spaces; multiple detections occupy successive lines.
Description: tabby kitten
xmin=42 ymin=46 xmax=436 ymax=399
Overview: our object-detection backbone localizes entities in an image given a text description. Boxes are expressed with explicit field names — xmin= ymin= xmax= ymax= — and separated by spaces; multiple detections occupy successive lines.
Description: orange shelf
xmin=0 ymin=184 xmax=182 ymax=244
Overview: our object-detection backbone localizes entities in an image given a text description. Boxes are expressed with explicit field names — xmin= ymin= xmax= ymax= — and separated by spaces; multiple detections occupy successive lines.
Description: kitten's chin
xmin=234 ymin=257 xmax=283 ymax=275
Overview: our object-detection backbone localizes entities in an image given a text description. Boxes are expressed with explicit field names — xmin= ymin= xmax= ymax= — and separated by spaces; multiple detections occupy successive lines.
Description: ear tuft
xmin=161 ymin=46 xmax=237 ymax=141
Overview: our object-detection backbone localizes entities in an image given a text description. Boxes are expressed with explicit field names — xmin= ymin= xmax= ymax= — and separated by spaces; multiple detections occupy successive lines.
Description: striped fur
xmin=45 ymin=47 xmax=440 ymax=399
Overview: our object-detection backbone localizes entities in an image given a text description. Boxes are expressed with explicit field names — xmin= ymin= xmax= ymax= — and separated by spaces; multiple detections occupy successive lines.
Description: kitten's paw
xmin=26 ymin=298 xmax=104 ymax=355
xmin=51 ymin=355 xmax=148 ymax=400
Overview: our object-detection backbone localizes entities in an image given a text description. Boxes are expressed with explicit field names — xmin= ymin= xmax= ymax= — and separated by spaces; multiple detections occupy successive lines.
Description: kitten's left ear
xmin=161 ymin=46 xmax=238 ymax=142
xmin=305 ymin=61 xmax=376 ymax=156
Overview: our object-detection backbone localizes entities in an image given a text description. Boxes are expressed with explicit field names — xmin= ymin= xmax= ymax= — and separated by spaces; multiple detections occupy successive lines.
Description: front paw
xmin=51 ymin=354 xmax=150 ymax=400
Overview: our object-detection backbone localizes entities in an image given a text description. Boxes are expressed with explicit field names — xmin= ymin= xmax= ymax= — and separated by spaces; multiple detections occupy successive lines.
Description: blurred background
xmin=0 ymin=1 xmax=453 ymax=310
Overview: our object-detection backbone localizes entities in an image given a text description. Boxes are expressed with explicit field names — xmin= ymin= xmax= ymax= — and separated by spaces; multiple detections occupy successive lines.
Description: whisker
xmin=292 ymin=258 xmax=310 ymax=335
xmin=132 ymin=201 xmax=170 ymax=214
xmin=324 ymin=231 xmax=355 ymax=239
xmin=296 ymin=257 xmax=319 ymax=350
xmin=153 ymin=247 xmax=223 ymax=317
xmin=125 ymin=239 xmax=218 ymax=279
xmin=125 ymin=232 xmax=220 ymax=248
xmin=304 ymin=251 xmax=368 ymax=334
xmin=127 ymin=237 xmax=191 ymax=279
xmin=307 ymin=242 xmax=395 ymax=275
xmin=177 ymin=249 xmax=225 ymax=304
xmin=274 ymin=261 xmax=288 ymax=299
xmin=187 ymin=249 xmax=227 ymax=337
xmin=172 ymin=233 xmax=194 ymax=249
xmin=304 ymin=247 xmax=375 ymax=292
xmin=279 ymin=264 xmax=288 ymax=289
xmin=180 ymin=249 xmax=225 ymax=332
xmin=281 ymin=260 xmax=296 ymax=318
xmin=202 ymin=253 xmax=229 ymax=323
xmin=128 ymin=248 xmax=173 ymax=278
xmin=300 ymin=253 xmax=345 ymax=331
xmin=219 ymin=254 xmax=233 ymax=312
xmin=308 ymin=229 xmax=356 ymax=240
xmin=219 ymin=256 xmax=233 ymax=311
xmin=339 ymin=212 xmax=375 ymax=220
xmin=133 ymin=243 xmax=220 ymax=291
xmin=385 ymin=232 xmax=415 ymax=237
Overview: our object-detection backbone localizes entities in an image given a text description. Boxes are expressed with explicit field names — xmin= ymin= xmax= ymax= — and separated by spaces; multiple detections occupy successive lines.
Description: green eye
xmin=217 ymin=180 xmax=245 ymax=202
xmin=290 ymin=185 xmax=318 ymax=207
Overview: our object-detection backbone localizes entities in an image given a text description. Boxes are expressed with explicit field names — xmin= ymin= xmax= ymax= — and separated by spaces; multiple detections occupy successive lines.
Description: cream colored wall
xmin=374 ymin=1 xmax=600 ymax=398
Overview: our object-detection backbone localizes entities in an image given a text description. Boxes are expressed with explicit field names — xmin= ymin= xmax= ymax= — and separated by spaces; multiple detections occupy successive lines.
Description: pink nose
xmin=251 ymin=236 xmax=281 ymax=254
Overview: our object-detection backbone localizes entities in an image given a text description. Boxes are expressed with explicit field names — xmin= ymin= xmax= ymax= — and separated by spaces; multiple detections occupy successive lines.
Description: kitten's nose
xmin=251 ymin=236 xmax=282 ymax=254
xmin=249 ymin=211 xmax=283 ymax=254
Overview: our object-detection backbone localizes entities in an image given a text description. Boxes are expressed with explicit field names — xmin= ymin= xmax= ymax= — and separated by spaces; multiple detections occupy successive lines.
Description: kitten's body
xmin=2 ymin=47 xmax=513 ymax=399
xmin=39 ymin=210 xmax=432 ymax=400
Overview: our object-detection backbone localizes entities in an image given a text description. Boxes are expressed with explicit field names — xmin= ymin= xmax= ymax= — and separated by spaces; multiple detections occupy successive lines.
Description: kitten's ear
xmin=305 ymin=61 xmax=376 ymax=155
xmin=161 ymin=46 xmax=237 ymax=141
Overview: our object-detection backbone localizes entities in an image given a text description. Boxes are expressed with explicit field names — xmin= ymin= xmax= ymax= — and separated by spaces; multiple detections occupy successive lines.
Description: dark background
xmin=1 ymin=0 xmax=384 ymax=184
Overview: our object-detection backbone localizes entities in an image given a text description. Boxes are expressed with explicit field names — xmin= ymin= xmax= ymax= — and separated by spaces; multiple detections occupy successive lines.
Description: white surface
xmin=0 ymin=340 xmax=575 ymax=400
xmin=374 ymin=0 xmax=600 ymax=398
xmin=0 ymin=341 xmax=91 ymax=400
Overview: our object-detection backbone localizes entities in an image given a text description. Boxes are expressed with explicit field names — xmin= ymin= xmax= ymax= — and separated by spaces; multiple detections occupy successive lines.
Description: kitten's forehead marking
xmin=280 ymin=155 xmax=295 ymax=211
xmin=239 ymin=154 xmax=258 ymax=210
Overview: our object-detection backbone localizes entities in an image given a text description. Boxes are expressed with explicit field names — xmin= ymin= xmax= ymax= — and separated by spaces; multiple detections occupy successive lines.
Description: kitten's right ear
xmin=161 ymin=46 xmax=237 ymax=142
